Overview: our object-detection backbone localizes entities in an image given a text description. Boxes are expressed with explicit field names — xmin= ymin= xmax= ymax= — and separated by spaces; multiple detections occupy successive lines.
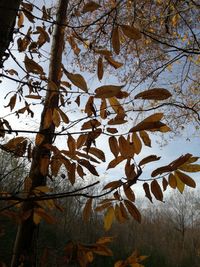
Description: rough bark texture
xmin=11 ymin=0 xmax=68 ymax=266
xmin=0 ymin=0 xmax=21 ymax=67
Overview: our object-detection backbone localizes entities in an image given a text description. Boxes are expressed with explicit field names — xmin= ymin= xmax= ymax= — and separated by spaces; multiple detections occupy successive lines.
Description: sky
xmin=0 ymin=0 xmax=199 ymax=202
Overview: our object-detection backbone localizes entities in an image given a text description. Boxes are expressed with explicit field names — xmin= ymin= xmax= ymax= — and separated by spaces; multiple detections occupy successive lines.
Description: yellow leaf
xmin=135 ymin=88 xmax=172 ymax=100
xmin=121 ymin=25 xmax=141 ymax=40
xmin=33 ymin=212 xmax=41 ymax=225
xmin=104 ymin=206 xmax=115 ymax=231
xmin=65 ymin=71 xmax=88 ymax=92
xmin=112 ymin=27 xmax=120 ymax=55
xmin=108 ymin=97 xmax=124 ymax=115
xmin=178 ymin=164 xmax=200 ymax=172
xmin=175 ymin=170 xmax=196 ymax=188
xmin=83 ymin=198 xmax=93 ymax=222
xmin=82 ymin=1 xmax=101 ymax=13
xmin=175 ymin=172 xmax=185 ymax=193
xmin=97 ymin=57 xmax=104 ymax=80
xmin=24 ymin=55 xmax=44 ymax=75
xmin=52 ymin=108 xmax=61 ymax=127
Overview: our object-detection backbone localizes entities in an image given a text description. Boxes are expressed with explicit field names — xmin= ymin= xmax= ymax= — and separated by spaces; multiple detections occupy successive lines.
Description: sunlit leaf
xmin=139 ymin=131 xmax=151 ymax=147
xmin=94 ymin=84 xmax=124 ymax=98
xmin=104 ymin=206 xmax=115 ymax=231
xmin=175 ymin=170 xmax=196 ymax=188
xmin=65 ymin=71 xmax=88 ymax=92
xmin=24 ymin=55 xmax=44 ymax=75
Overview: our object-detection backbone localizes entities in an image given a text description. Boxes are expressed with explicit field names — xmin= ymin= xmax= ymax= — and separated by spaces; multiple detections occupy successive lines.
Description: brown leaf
xmin=143 ymin=183 xmax=152 ymax=202
xmin=65 ymin=71 xmax=88 ymax=92
xmin=109 ymin=136 xmax=119 ymax=158
xmin=83 ymin=198 xmax=93 ymax=222
xmin=67 ymin=134 xmax=76 ymax=155
xmin=105 ymin=56 xmax=123 ymax=69
xmin=124 ymin=200 xmax=141 ymax=223
xmin=24 ymin=55 xmax=44 ymax=75
xmin=121 ymin=25 xmax=141 ymax=40
xmin=5 ymin=94 xmax=17 ymax=111
xmin=52 ymin=108 xmax=61 ymax=127
xmin=112 ymin=27 xmax=120 ymax=55
xmin=94 ymin=84 xmax=124 ymax=98
xmin=85 ymin=96 xmax=95 ymax=117
xmin=151 ymin=180 xmax=163 ymax=201
xmin=81 ymin=119 xmax=101 ymax=130
xmin=151 ymin=164 xmax=172 ymax=177
xmin=18 ymin=11 xmax=24 ymax=28
xmin=123 ymin=184 xmax=135 ymax=202
xmin=58 ymin=108 xmax=69 ymax=124
xmin=100 ymin=99 xmax=107 ymax=119
xmin=77 ymin=134 xmax=87 ymax=149
xmin=125 ymin=161 xmax=136 ymax=181
xmin=162 ymin=177 xmax=168 ymax=191
xmin=175 ymin=170 xmax=196 ymax=188
xmin=178 ymin=164 xmax=200 ymax=172
xmin=77 ymin=164 xmax=86 ymax=178
xmin=83 ymin=147 xmax=105 ymax=162
xmin=118 ymin=136 xmax=133 ymax=158
xmin=168 ymin=173 xmax=177 ymax=189
xmin=132 ymin=132 xmax=142 ymax=154
xmin=82 ymin=1 xmax=101 ymax=13
xmin=107 ymin=156 xmax=125 ymax=170
xmin=78 ymin=159 xmax=99 ymax=176
xmin=97 ymin=57 xmax=104 ymax=80
xmin=119 ymin=202 xmax=129 ymax=220
xmin=139 ymin=155 xmax=161 ymax=166
xmin=106 ymin=127 xmax=118 ymax=134
xmin=51 ymin=157 xmax=62 ymax=177
xmin=25 ymin=94 xmax=42 ymax=99
xmin=135 ymin=88 xmax=172 ymax=100
xmin=103 ymin=180 xmax=123 ymax=190
xmin=68 ymin=162 xmax=76 ymax=185
xmin=139 ymin=131 xmax=151 ymax=147
xmin=108 ymin=97 xmax=125 ymax=115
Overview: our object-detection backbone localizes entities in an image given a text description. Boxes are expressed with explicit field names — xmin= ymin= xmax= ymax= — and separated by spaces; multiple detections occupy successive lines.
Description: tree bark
xmin=0 ymin=0 xmax=21 ymax=67
xmin=11 ymin=0 xmax=68 ymax=266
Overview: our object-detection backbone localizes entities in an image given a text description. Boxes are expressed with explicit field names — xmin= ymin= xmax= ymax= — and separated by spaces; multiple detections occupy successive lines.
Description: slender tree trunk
xmin=11 ymin=1 xmax=68 ymax=266
xmin=0 ymin=0 xmax=22 ymax=66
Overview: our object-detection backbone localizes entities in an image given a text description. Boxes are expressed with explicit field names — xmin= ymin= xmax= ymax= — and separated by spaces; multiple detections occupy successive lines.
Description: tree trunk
xmin=11 ymin=0 xmax=68 ymax=266
xmin=0 ymin=0 xmax=21 ymax=66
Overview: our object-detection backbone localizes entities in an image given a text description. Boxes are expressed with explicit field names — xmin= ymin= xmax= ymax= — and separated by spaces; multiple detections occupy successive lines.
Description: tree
xmin=0 ymin=0 xmax=200 ymax=266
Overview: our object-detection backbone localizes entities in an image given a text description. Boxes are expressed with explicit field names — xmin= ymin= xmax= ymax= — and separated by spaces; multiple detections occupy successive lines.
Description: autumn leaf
xmin=151 ymin=180 xmax=163 ymax=201
xmin=94 ymin=85 xmax=124 ymax=98
xmin=112 ymin=27 xmax=120 ymax=55
xmin=97 ymin=57 xmax=104 ymax=80
xmin=105 ymin=56 xmax=123 ymax=69
xmin=175 ymin=170 xmax=196 ymax=188
xmin=83 ymin=198 xmax=93 ymax=222
xmin=168 ymin=173 xmax=177 ymax=189
xmin=143 ymin=183 xmax=153 ymax=203
xmin=139 ymin=131 xmax=151 ymax=147
xmin=135 ymin=88 xmax=172 ymax=100
xmin=139 ymin=155 xmax=161 ymax=166
xmin=24 ymin=55 xmax=44 ymax=75
xmin=109 ymin=136 xmax=119 ymax=158
xmin=104 ymin=206 xmax=115 ymax=231
xmin=124 ymin=200 xmax=141 ymax=223
xmin=82 ymin=1 xmax=101 ymax=13
xmin=121 ymin=25 xmax=141 ymax=40
xmin=64 ymin=71 xmax=88 ymax=92
xmin=5 ymin=94 xmax=17 ymax=111
xmin=132 ymin=132 xmax=142 ymax=154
